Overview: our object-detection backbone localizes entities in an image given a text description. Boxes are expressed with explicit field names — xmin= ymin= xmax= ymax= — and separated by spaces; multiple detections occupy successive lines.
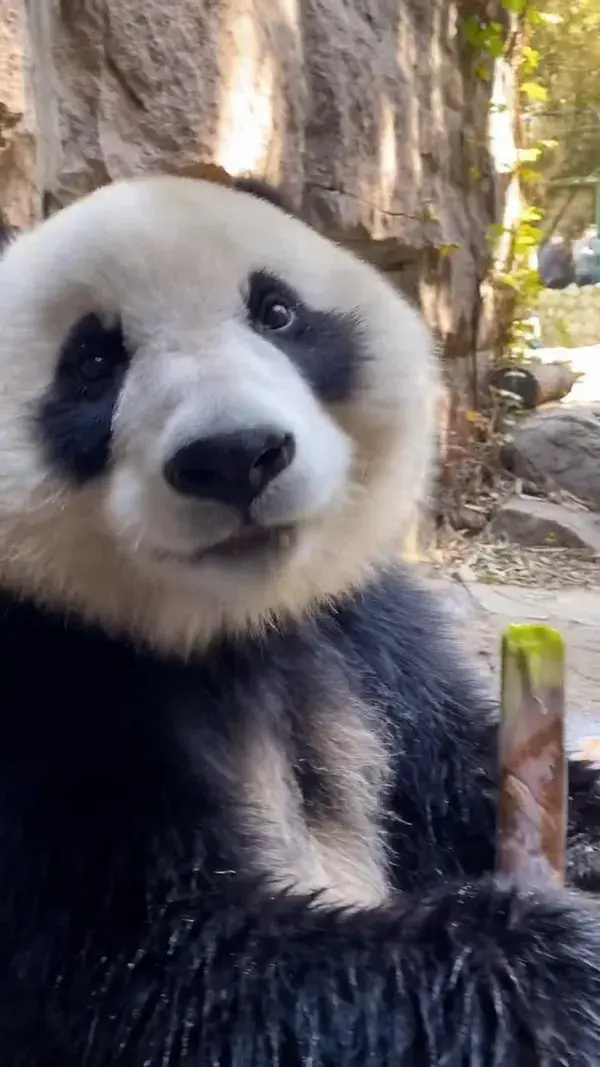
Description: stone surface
xmin=22 ymin=0 xmax=518 ymax=372
xmin=579 ymin=738 xmax=600 ymax=765
xmin=490 ymin=496 xmax=600 ymax=551
xmin=504 ymin=407 xmax=600 ymax=508
xmin=0 ymin=0 xmax=37 ymax=225
xmin=538 ymin=285 xmax=600 ymax=349
xmin=528 ymin=345 xmax=600 ymax=410
xmin=423 ymin=575 xmax=600 ymax=754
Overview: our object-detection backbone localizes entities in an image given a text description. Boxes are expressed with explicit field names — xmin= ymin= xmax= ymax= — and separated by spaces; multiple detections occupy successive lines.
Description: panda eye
xmin=256 ymin=294 xmax=295 ymax=332
xmin=246 ymin=271 xmax=299 ymax=335
xmin=78 ymin=352 xmax=113 ymax=383
xmin=56 ymin=314 xmax=130 ymax=397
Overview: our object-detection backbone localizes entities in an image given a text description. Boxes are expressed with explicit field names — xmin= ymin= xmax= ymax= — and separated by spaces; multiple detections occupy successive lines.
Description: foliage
xmin=527 ymin=0 xmax=600 ymax=215
xmin=459 ymin=0 xmax=600 ymax=365
xmin=488 ymin=206 xmax=544 ymax=362
xmin=462 ymin=2 xmax=549 ymax=363
xmin=439 ymin=1 xmax=599 ymax=534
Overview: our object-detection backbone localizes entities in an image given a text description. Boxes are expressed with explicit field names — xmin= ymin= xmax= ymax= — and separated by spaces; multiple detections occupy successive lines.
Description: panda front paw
xmin=405 ymin=876 xmax=600 ymax=1063
xmin=568 ymin=757 xmax=600 ymax=893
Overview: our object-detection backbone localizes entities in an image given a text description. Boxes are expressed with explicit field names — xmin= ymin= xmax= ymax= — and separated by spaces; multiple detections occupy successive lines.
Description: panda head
xmin=0 ymin=176 xmax=439 ymax=652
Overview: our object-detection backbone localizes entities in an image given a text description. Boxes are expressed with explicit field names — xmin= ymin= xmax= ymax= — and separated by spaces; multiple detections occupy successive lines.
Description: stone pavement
xmin=424 ymin=576 xmax=600 ymax=755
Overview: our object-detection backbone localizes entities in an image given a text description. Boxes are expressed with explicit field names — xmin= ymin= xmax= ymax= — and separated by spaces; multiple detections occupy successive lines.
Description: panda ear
xmin=231 ymin=177 xmax=298 ymax=218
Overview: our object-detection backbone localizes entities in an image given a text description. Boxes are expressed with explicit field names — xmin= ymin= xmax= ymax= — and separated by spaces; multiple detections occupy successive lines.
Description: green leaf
xmin=522 ymin=205 xmax=544 ymax=222
xmin=521 ymin=45 xmax=540 ymax=71
xmin=521 ymin=81 xmax=548 ymax=102
xmin=439 ymin=243 xmax=461 ymax=257
xmin=484 ymin=24 xmax=506 ymax=57
xmin=517 ymin=146 xmax=541 ymax=163
xmin=519 ymin=168 xmax=541 ymax=183
xmin=463 ymin=15 xmax=484 ymax=46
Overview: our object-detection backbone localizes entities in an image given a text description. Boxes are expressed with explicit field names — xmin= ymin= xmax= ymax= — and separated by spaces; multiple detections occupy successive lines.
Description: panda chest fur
xmin=0 ymin=594 xmax=391 ymax=943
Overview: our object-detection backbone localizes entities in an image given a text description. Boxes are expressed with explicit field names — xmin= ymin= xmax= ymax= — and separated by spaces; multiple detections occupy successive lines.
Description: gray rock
xmin=491 ymin=495 xmax=600 ymax=551
xmin=505 ymin=407 xmax=600 ymax=508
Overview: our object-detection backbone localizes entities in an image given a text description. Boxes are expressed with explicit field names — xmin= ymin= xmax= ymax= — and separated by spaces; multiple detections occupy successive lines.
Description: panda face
xmin=0 ymin=177 xmax=438 ymax=650
xmin=34 ymin=268 xmax=356 ymax=581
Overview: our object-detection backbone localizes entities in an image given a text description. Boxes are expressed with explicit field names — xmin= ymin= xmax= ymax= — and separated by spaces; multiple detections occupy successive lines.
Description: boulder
xmin=490 ymin=496 xmax=600 ymax=552
xmin=503 ymin=407 xmax=600 ymax=509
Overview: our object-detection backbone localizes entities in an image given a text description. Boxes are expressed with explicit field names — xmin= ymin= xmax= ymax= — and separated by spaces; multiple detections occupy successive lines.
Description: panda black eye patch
xmin=245 ymin=269 xmax=366 ymax=403
xmin=36 ymin=313 xmax=131 ymax=485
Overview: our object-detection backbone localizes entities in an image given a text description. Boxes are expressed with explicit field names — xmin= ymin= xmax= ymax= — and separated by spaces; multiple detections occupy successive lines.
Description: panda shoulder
xmin=321 ymin=568 xmax=489 ymax=721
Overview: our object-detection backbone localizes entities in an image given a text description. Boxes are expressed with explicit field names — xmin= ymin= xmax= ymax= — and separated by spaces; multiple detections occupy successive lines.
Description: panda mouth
xmin=193 ymin=523 xmax=296 ymax=562
xmin=156 ymin=523 xmax=297 ymax=566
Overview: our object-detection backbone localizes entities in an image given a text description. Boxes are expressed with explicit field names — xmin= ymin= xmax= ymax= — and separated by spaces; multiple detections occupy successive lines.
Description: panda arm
xmin=78 ymin=573 xmax=600 ymax=1065
xmin=565 ymin=756 xmax=600 ymax=891
xmin=80 ymin=875 xmax=600 ymax=1065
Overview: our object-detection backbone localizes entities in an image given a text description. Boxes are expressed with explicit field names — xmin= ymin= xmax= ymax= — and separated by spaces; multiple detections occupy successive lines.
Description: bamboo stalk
xmin=497 ymin=624 xmax=567 ymax=887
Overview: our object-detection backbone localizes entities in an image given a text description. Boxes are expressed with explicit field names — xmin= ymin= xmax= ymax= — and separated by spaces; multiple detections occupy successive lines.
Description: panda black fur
xmin=1 ymin=176 xmax=600 ymax=1065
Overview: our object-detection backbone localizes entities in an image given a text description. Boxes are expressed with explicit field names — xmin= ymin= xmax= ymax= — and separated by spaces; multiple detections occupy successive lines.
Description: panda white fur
xmin=1 ymin=175 xmax=600 ymax=1065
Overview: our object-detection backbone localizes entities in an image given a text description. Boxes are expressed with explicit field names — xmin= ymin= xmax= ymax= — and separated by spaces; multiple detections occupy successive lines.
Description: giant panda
xmin=0 ymin=175 xmax=600 ymax=1066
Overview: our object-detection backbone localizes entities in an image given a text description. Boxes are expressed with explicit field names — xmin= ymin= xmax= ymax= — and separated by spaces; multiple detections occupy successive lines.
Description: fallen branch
xmin=487 ymin=362 xmax=582 ymax=410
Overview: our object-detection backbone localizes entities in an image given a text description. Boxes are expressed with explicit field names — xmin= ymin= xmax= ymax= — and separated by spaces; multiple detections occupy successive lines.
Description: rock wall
xmin=12 ymin=0 xmax=518 ymax=385
xmin=538 ymin=286 xmax=600 ymax=348
xmin=0 ymin=0 xmax=37 ymax=226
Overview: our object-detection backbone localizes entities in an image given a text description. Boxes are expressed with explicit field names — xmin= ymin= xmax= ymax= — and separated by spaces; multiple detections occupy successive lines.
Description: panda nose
xmin=163 ymin=429 xmax=296 ymax=510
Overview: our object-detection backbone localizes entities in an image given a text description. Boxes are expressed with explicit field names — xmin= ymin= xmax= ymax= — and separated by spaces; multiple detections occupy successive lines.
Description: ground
xmin=423 ymin=341 xmax=600 ymax=759
xmin=422 ymin=571 xmax=600 ymax=756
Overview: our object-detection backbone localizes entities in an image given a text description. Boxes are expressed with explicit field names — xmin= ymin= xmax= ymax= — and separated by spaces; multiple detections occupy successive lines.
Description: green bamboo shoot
xmin=497 ymin=624 xmax=567 ymax=887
